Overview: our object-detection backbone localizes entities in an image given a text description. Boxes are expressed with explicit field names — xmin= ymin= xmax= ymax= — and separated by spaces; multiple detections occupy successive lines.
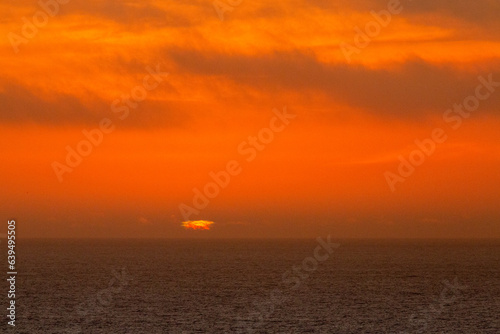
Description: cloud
xmin=2 ymin=0 xmax=499 ymax=128
xmin=3 ymin=0 xmax=197 ymax=28
xmin=0 ymin=83 xmax=190 ymax=128
xmin=63 ymin=0 xmax=195 ymax=28
xmin=307 ymin=0 xmax=500 ymax=25
xmin=167 ymin=49 xmax=500 ymax=118
xmin=6 ymin=50 xmax=497 ymax=127
xmin=0 ymin=84 xmax=105 ymax=126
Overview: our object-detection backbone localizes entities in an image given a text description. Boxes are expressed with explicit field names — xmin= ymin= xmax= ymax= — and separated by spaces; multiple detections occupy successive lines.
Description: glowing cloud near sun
xmin=181 ymin=220 xmax=214 ymax=230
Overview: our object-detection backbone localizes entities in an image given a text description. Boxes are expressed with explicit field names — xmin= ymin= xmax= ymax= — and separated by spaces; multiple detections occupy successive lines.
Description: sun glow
xmin=181 ymin=220 xmax=214 ymax=230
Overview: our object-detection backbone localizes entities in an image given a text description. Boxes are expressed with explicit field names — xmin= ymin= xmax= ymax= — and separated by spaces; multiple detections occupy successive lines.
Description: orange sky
xmin=1 ymin=0 xmax=499 ymax=238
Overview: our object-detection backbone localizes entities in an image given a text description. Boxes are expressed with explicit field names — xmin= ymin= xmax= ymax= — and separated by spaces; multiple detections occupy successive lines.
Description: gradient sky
xmin=1 ymin=0 xmax=499 ymax=238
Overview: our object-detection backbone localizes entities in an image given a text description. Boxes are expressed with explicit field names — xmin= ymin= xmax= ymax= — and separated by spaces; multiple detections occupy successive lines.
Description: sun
xmin=181 ymin=220 xmax=214 ymax=230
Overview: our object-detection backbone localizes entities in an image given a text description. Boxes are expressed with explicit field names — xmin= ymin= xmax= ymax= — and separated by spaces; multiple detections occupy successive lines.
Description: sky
xmin=1 ymin=0 xmax=499 ymax=238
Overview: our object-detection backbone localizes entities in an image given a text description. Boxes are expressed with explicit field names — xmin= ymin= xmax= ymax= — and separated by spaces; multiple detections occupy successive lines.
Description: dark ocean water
xmin=1 ymin=239 xmax=499 ymax=333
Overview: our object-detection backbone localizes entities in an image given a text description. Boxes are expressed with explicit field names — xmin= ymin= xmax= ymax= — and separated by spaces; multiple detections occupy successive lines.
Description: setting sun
xmin=181 ymin=220 xmax=214 ymax=230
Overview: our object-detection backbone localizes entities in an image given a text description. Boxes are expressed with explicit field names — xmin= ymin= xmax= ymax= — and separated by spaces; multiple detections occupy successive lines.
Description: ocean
xmin=2 ymin=239 xmax=499 ymax=333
